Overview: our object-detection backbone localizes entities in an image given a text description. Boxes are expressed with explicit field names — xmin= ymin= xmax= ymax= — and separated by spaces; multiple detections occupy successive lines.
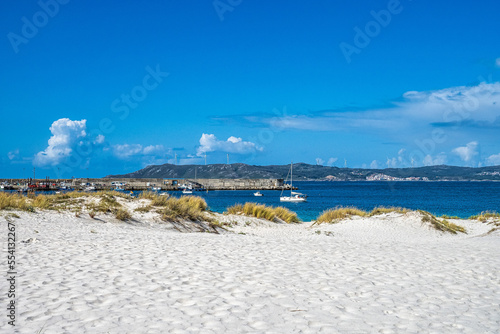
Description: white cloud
xmin=486 ymin=153 xmax=500 ymax=165
xmin=196 ymin=134 xmax=263 ymax=156
xmin=370 ymin=160 xmax=379 ymax=169
xmin=315 ymin=158 xmax=324 ymax=165
xmin=327 ymin=157 xmax=338 ymax=166
xmin=386 ymin=157 xmax=397 ymax=168
xmin=112 ymin=144 xmax=144 ymax=159
xmin=112 ymin=144 xmax=169 ymax=159
xmin=34 ymin=118 xmax=87 ymax=167
xmin=423 ymin=153 xmax=447 ymax=166
xmin=8 ymin=149 xmax=19 ymax=160
xmin=94 ymin=134 xmax=105 ymax=144
xmin=452 ymin=141 xmax=479 ymax=162
xmin=143 ymin=145 xmax=165 ymax=155
xmin=242 ymin=82 xmax=500 ymax=134
xmin=385 ymin=148 xmax=408 ymax=168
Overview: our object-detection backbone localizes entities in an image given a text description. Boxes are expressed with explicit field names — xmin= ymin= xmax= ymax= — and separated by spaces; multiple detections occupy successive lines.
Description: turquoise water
xmin=7 ymin=181 xmax=499 ymax=221
xmin=170 ymin=181 xmax=500 ymax=221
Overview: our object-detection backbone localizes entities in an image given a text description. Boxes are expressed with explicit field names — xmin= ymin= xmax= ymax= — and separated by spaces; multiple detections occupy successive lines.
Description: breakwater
xmin=0 ymin=178 xmax=291 ymax=191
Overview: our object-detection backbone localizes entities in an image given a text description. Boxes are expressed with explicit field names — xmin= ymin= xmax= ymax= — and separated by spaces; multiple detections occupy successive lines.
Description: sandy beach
xmin=2 ymin=202 xmax=500 ymax=333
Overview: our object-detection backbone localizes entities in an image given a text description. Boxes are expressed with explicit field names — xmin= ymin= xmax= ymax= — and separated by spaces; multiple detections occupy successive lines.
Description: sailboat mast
xmin=290 ymin=161 xmax=293 ymax=195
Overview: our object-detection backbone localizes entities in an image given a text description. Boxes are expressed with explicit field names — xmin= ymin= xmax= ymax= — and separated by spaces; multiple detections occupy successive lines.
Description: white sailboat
xmin=280 ymin=162 xmax=307 ymax=202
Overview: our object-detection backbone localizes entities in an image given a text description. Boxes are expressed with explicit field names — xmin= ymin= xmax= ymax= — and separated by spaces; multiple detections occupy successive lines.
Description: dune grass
xmin=0 ymin=192 xmax=34 ymax=212
xmin=418 ymin=210 xmax=466 ymax=234
xmin=314 ymin=206 xmax=466 ymax=234
xmin=134 ymin=205 xmax=154 ymax=213
xmin=440 ymin=214 xmax=461 ymax=219
xmin=0 ymin=191 xmax=211 ymax=223
xmin=225 ymin=202 xmax=300 ymax=223
xmin=369 ymin=206 xmax=410 ymax=216
xmin=315 ymin=206 xmax=414 ymax=225
xmin=0 ymin=191 xmax=131 ymax=215
xmin=156 ymin=196 xmax=209 ymax=222
xmin=469 ymin=211 xmax=500 ymax=222
xmin=314 ymin=207 xmax=367 ymax=225
xmin=115 ymin=208 xmax=132 ymax=221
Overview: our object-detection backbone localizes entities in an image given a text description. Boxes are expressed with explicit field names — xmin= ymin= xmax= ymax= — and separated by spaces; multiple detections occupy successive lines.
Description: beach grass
xmin=156 ymin=196 xmax=209 ymax=222
xmin=314 ymin=207 xmax=368 ymax=225
xmin=0 ymin=191 xmax=130 ymax=213
xmin=469 ymin=211 xmax=500 ymax=222
xmin=315 ymin=206 xmax=414 ymax=225
xmin=314 ymin=206 xmax=466 ymax=234
xmin=115 ymin=208 xmax=132 ymax=221
xmin=369 ymin=206 xmax=410 ymax=216
xmin=225 ymin=202 xmax=300 ymax=223
xmin=134 ymin=205 xmax=154 ymax=213
xmin=419 ymin=210 xmax=466 ymax=234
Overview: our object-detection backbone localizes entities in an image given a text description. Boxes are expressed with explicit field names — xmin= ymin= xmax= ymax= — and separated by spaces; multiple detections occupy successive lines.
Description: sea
xmin=7 ymin=181 xmax=499 ymax=221
xmin=170 ymin=181 xmax=500 ymax=221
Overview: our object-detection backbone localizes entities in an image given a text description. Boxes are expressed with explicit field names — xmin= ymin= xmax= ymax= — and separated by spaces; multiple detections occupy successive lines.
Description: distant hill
xmin=106 ymin=163 xmax=500 ymax=181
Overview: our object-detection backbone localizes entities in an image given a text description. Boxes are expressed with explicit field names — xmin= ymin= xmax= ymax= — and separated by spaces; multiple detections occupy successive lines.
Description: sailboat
xmin=280 ymin=162 xmax=307 ymax=202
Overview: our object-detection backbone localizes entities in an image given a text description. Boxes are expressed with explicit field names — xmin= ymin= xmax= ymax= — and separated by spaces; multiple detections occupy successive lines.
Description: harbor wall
xmin=0 ymin=178 xmax=287 ymax=191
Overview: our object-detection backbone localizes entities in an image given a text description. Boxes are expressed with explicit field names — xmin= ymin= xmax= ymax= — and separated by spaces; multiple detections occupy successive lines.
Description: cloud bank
xmin=452 ymin=141 xmax=479 ymax=162
xmin=34 ymin=119 xmax=89 ymax=167
xmin=112 ymin=144 xmax=167 ymax=159
xmin=197 ymin=134 xmax=263 ymax=156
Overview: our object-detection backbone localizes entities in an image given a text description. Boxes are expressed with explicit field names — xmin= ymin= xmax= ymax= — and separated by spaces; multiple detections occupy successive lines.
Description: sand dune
xmin=1 ymin=208 xmax=499 ymax=333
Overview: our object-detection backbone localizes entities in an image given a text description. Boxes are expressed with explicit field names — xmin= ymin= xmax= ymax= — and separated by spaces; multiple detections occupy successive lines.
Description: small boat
xmin=151 ymin=186 xmax=162 ymax=191
xmin=253 ymin=191 xmax=263 ymax=197
xmin=182 ymin=189 xmax=193 ymax=194
xmin=84 ymin=186 xmax=96 ymax=192
xmin=280 ymin=162 xmax=307 ymax=202
xmin=281 ymin=191 xmax=307 ymax=202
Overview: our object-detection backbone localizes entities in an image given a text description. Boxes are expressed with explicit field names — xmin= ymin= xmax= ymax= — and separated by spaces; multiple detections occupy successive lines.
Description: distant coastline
xmin=107 ymin=163 xmax=500 ymax=182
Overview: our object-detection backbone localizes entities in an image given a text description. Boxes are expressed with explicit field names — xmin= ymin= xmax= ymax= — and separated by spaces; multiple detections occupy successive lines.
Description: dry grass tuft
xmin=138 ymin=191 xmax=159 ymax=200
xmin=469 ymin=211 xmax=500 ymax=222
xmin=115 ymin=208 xmax=132 ymax=221
xmin=134 ymin=205 xmax=153 ymax=213
xmin=369 ymin=206 xmax=410 ymax=216
xmin=225 ymin=202 xmax=300 ymax=223
xmin=440 ymin=214 xmax=461 ymax=220
xmin=419 ymin=210 xmax=466 ymax=234
xmin=225 ymin=204 xmax=243 ymax=215
xmin=0 ymin=192 xmax=34 ymax=212
xmin=157 ymin=196 xmax=209 ymax=222
xmin=314 ymin=207 xmax=367 ymax=225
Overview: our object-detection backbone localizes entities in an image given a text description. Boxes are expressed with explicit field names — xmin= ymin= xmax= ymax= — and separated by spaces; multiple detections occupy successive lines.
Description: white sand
xmin=2 ymin=208 xmax=499 ymax=333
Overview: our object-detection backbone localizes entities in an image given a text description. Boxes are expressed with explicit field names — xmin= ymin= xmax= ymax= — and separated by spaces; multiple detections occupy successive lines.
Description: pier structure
xmin=0 ymin=178 xmax=290 ymax=192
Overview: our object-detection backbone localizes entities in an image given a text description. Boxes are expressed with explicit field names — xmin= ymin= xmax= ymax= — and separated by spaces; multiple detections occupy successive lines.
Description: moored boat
xmin=280 ymin=162 xmax=307 ymax=202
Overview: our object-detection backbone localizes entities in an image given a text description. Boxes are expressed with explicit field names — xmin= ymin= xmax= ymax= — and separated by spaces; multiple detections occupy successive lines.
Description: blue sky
xmin=1 ymin=0 xmax=500 ymax=178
